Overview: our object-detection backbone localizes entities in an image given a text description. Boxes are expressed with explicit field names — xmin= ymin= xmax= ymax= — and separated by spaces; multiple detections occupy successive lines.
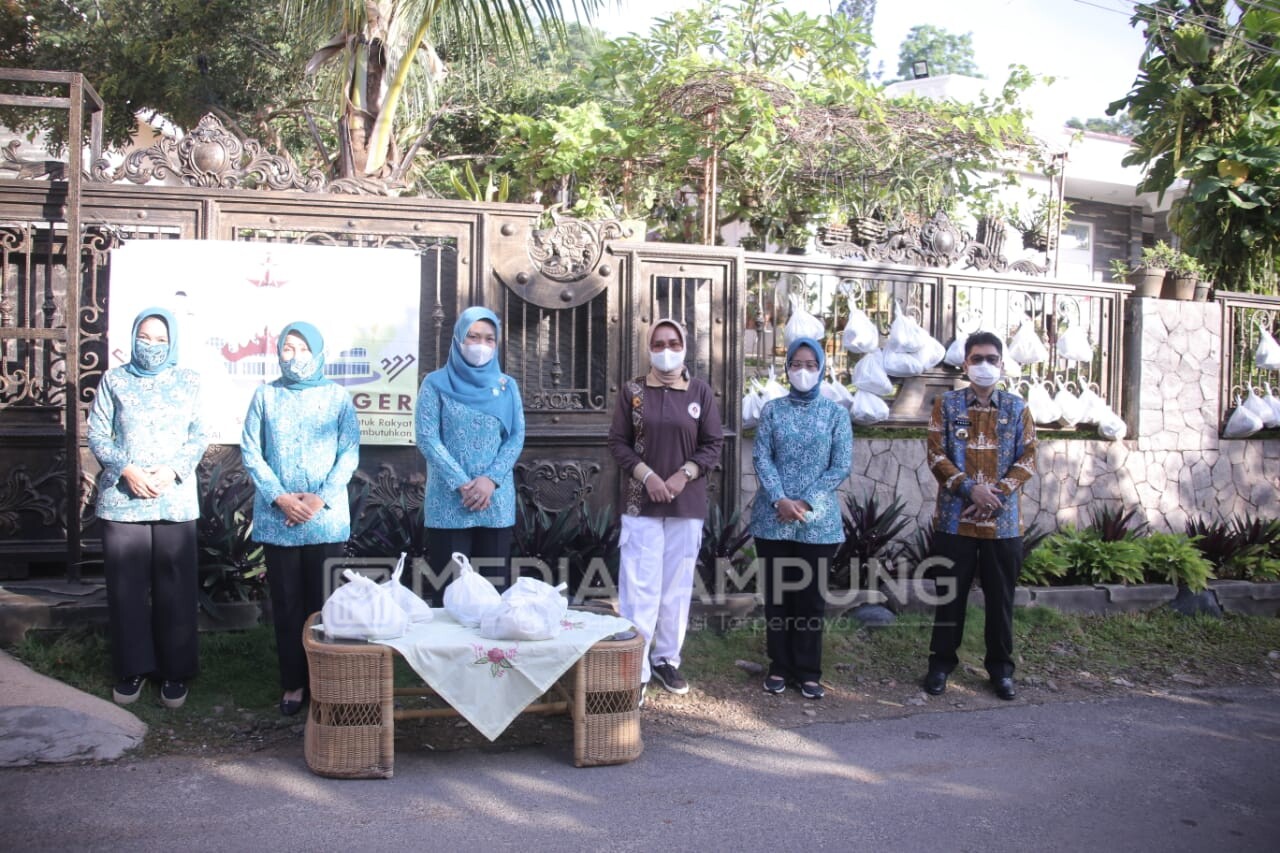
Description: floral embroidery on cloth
xmin=473 ymin=643 xmax=519 ymax=677
xmin=560 ymin=618 xmax=585 ymax=630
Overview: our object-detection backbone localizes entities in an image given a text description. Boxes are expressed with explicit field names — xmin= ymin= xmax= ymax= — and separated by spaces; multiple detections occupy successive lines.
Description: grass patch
xmin=682 ymin=606 xmax=1280 ymax=689
xmin=9 ymin=608 xmax=1280 ymax=756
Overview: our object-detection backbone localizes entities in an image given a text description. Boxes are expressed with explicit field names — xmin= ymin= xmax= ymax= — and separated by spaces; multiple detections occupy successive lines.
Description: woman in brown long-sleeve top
xmin=608 ymin=319 xmax=724 ymax=697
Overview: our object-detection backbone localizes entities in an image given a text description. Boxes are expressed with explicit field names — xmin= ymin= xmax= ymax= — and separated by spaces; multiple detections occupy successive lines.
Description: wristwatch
xmin=681 ymin=463 xmax=697 ymax=480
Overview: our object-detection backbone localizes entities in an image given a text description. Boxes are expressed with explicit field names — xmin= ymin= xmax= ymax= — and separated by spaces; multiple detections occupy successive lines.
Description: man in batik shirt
xmin=922 ymin=331 xmax=1037 ymax=701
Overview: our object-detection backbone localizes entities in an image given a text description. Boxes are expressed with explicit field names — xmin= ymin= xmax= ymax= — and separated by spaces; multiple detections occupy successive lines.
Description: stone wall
xmin=739 ymin=299 xmax=1280 ymax=533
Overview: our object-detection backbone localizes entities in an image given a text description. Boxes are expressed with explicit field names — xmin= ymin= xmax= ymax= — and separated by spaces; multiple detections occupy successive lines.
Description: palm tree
xmin=286 ymin=0 xmax=606 ymax=181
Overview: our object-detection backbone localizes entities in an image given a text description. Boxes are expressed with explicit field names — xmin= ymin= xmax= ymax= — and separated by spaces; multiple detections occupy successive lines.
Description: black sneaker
xmin=800 ymin=681 xmax=825 ymax=700
xmin=763 ymin=675 xmax=787 ymax=694
xmin=651 ymin=662 xmax=689 ymax=695
xmin=112 ymin=675 xmax=144 ymax=706
xmin=160 ymin=680 xmax=188 ymax=709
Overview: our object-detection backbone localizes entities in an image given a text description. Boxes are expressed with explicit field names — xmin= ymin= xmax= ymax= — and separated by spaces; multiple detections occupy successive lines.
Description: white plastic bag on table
xmin=1027 ymin=381 xmax=1062 ymax=425
xmin=1054 ymin=384 xmax=1085 ymax=427
xmin=1056 ymin=324 xmax=1094 ymax=362
xmin=841 ymin=307 xmax=879 ymax=354
xmin=1255 ymin=329 xmax=1280 ymax=370
xmin=851 ymin=350 xmax=894 ymax=396
xmin=1097 ymin=409 xmax=1128 ymax=441
xmin=784 ymin=295 xmax=825 ymax=345
xmin=882 ymin=348 xmax=925 ymax=378
xmin=322 ymin=569 xmax=409 ymax=641
xmin=479 ymin=577 xmax=569 ymax=641
xmin=849 ymin=389 xmax=890 ymax=425
xmin=380 ymin=552 xmax=434 ymax=623
xmin=443 ymin=552 xmax=502 ymax=627
xmin=886 ymin=314 xmax=927 ymax=353
xmin=1242 ymin=388 xmax=1276 ymax=427
xmin=820 ymin=376 xmax=855 ymax=411
xmin=1008 ymin=321 xmax=1050 ymax=365
xmin=1224 ymin=399 xmax=1264 ymax=438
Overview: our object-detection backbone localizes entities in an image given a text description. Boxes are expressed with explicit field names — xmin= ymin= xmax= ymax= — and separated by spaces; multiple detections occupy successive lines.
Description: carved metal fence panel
xmin=1218 ymin=292 xmax=1280 ymax=435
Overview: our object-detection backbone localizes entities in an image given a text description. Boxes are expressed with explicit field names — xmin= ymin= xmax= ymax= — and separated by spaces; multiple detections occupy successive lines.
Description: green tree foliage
xmin=1110 ymin=0 xmax=1280 ymax=293
xmin=895 ymin=24 xmax=981 ymax=81
xmin=479 ymin=0 xmax=1035 ymax=245
xmin=1065 ymin=109 xmax=1141 ymax=137
xmin=0 ymin=0 xmax=303 ymax=151
xmin=835 ymin=0 xmax=876 ymax=67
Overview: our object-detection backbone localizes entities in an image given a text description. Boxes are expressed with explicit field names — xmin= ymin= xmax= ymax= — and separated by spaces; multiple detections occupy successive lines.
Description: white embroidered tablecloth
xmin=370 ymin=610 xmax=634 ymax=741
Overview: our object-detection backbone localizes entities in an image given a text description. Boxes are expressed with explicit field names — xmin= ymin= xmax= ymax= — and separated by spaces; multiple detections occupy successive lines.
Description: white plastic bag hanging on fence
xmin=784 ymin=294 xmax=825 ymax=346
xmin=851 ymin=350 xmax=894 ymax=396
xmin=1056 ymin=324 xmax=1094 ymax=362
xmin=886 ymin=314 xmax=928 ymax=353
xmin=1224 ymin=398 xmax=1264 ymax=438
xmin=1255 ymin=329 xmax=1280 ymax=370
xmin=882 ymin=348 xmax=925 ymax=378
xmin=1097 ymin=409 xmax=1128 ymax=441
xmin=479 ymin=577 xmax=569 ymax=642
xmin=1054 ymin=383 xmax=1085 ymax=427
xmin=820 ymin=376 xmax=855 ymax=411
xmin=742 ymin=381 xmax=764 ymax=429
xmin=1027 ymin=381 xmax=1062 ymax=425
xmin=322 ymin=570 xmax=409 ymax=641
xmin=842 ymin=307 xmax=879 ymax=354
xmin=1008 ymin=319 xmax=1050 ymax=365
xmin=1265 ymin=384 xmax=1280 ymax=427
xmin=918 ymin=335 xmax=946 ymax=371
xmin=380 ymin=553 xmax=434 ymax=624
xmin=849 ymin=390 xmax=890 ymax=425
xmin=761 ymin=366 xmax=788 ymax=403
xmin=1075 ymin=385 xmax=1106 ymax=425
xmin=443 ymin=552 xmax=502 ymax=627
xmin=1242 ymin=388 xmax=1275 ymax=427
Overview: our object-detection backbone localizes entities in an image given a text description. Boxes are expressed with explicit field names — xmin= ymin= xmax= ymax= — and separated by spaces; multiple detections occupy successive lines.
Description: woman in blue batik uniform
xmin=242 ymin=321 xmax=360 ymax=716
xmin=415 ymin=306 xmax=525 ymax=603
xmin=89 ymin=307 xmax=209 ymax=709
xmin=749 ymin=337 xmax=852 ymax=700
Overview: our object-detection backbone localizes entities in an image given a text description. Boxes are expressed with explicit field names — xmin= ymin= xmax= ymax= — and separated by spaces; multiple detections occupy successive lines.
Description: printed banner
xmin=108 ymin=240 xmax=421 ymax=445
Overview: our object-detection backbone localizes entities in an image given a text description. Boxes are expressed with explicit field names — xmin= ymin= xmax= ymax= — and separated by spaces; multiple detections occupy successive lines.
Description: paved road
xmin=4 ymin=686 xmax=1279 ymax=852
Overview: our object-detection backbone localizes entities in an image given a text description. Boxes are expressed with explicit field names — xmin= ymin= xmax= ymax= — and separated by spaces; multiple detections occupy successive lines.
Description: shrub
xmin=1086 ymin=504 xmax=1148 ymax=541
xmin=698 ymin=503 xmax=755 ymax=593
xmin=1186 ymin=514 xmax=1280 ymax=582
xmin=1025 ymin=525 xmax=1146 ymax=585
xmin=196 ymin=460 xmax=266 ymax=615
xmin=1142 ymin=532 xmax=1215 ymax=591
xmin=831 ymin=492 xmax=909 ymax=588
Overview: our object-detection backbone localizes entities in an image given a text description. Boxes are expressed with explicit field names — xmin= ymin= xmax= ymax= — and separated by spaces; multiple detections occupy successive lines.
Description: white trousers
xmin=618 ymin=515 xmax=703 ymax=683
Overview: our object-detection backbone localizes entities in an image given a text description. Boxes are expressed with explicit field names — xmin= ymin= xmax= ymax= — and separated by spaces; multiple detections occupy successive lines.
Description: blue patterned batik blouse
xmin=415 ymin=378 xmax=526 ymax=530
xmin=749 ymin=394 xmax=853 ymax=545
xmin=241 ymin=381 xmax=361 ymax=546
xmin=88 ymin=366 xmax=209 ymax=523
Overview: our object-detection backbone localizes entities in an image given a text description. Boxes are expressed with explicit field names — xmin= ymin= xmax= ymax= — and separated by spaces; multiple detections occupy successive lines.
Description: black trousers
xmin=264 ymin=542 xmax=343 ymax=691
xmin=101 ymin=519 xmax=199 ymax=682
xmin=928 ymin=532 xmax=1022 ymax=680
xmin=425 ymin=526 xmax=514 ymax=607
xmin=756 ymin=538 xmax=837 ymax=684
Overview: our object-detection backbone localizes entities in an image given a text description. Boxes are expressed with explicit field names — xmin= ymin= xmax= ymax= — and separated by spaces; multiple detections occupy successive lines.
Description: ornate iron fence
xmin=1218 ymin=291 xmax=1280 ymax=433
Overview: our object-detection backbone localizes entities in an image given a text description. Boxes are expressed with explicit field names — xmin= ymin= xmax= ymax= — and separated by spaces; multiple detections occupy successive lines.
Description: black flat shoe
xmin=763 ymin=676 xmax=787 ymax=694
xmin=923 ymin=670 xmax=948 ymax=696
xmin=280 ymin=692 xmax=307 ymax=717
xmin=992 ymin=677 xmax=1016 ymax=701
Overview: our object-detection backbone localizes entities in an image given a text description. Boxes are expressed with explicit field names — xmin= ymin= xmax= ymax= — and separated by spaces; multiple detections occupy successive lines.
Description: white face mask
xmin=788 ymin=368 xmax=820 ymax=393
xmin=966 ymin=362 xmax=1002 ymax=387
xmin=461 ymin=343 xmax=495 ymax=367
xmin=650 ymin=348 xmax=684 ymax=373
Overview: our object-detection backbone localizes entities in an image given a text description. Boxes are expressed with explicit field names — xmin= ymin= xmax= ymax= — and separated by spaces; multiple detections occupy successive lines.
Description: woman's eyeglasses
xmin=788 ymin=360 xmax=819 ymax=370
xmin=650 ymin=341 xmax=684 ymax=352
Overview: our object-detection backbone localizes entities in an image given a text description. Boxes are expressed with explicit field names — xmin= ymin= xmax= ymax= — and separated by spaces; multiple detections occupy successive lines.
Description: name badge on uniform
xmin=688 ymin=402 xmax=702 ymax=419
xmin=955 ymin=416 xmax=970 ymax=440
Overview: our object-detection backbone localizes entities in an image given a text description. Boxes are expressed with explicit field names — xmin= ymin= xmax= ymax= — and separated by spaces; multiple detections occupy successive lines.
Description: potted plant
xmin=196 ymin=463 xmax=267 ymax=628
xmin=1014 ymin=196 xmax=1074 ymax=252
xmin=1108 ymin=257 xmax=1133 ymax=284
xmin=1134 ymin=240 xmax=1178 ymax=298
xmin=1170 ymin=251 xmax=1208 ymax=301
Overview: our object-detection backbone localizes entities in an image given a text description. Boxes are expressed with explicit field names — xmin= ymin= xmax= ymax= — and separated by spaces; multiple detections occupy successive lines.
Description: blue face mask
xmin=280 ymin=352 xmax=319 ymax=383
xmin=133 ymin=338 xmax=170 ymax=372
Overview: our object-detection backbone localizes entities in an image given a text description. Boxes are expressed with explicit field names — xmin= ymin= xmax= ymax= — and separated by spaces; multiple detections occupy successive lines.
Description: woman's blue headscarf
xmin=124 ymin=307 xmax=179 ymax=377
xmin=786 ymin=337 xmax=825 ymax=403
xmin=277 ymin=321 xmax=331 ymax=390
xmin=426 ymin=306 xmax=517 ymax=437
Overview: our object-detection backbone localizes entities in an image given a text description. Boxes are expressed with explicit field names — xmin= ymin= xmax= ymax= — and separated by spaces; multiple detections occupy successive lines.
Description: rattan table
xmin=301 ymin=613 xmax=644 ymax=778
